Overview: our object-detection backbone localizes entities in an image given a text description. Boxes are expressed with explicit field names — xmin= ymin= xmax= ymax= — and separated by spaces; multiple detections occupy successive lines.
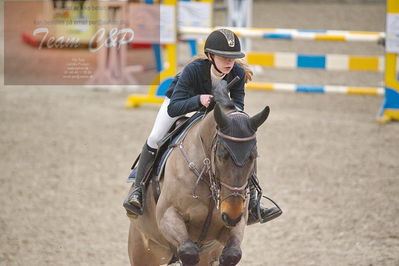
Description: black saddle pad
xmin=126 ymin=112 xmax=204 ymax=183
xmin=155 ymin=112 xmax=204 ymax=176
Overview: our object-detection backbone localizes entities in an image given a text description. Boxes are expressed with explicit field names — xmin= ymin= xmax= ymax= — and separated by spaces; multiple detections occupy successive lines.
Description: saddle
xmin=127 ymin=112 xmax=205 ymax=202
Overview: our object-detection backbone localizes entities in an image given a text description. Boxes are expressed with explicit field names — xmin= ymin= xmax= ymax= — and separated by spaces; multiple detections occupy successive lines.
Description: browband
xmin=217 ymin=130 xmax=256 ymax=142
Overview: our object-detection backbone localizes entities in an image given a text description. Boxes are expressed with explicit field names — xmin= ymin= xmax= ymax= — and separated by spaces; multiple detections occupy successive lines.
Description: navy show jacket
xmin=165 ymin=59 xmax=246 ymax=118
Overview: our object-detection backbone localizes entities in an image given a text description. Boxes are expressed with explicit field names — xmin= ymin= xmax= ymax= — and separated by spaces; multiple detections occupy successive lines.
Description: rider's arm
xmin=167 ymin=65 xmax=202 ymax=118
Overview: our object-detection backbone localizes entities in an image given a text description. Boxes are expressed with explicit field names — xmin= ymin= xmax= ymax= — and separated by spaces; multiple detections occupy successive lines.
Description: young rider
xmin=123 ymin=29 xmax=281 ymax=225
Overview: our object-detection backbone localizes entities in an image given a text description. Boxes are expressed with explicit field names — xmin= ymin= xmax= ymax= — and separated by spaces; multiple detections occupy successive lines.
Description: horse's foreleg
xmin=158 ymin=207 xmax=200 ymax=266
xmin=218 ymin=219 xmax=246 ymax=266
xmin=218 ymin=236 xmax=242 ymax=266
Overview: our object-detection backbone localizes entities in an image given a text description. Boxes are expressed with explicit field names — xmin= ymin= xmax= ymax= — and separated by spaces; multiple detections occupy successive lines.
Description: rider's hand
xmin=200 ymin=94 xmax=213 ymax=108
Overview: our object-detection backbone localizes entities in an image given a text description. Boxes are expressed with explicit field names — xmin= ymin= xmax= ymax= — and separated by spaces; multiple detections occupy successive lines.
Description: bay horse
xmin=127 ymin=82 xmax=270 ymax=265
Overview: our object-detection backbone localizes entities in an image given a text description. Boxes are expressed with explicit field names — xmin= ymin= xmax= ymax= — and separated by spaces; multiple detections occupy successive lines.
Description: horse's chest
xmin=186 ymin=206 xmax=224 ymax=241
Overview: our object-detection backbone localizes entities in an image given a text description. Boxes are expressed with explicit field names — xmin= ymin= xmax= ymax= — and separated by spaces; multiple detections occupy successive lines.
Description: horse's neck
xmin=186 ymin=111 xmax=217 ymax=155
xmin=199 ymin=111 xmax=217 ymax=146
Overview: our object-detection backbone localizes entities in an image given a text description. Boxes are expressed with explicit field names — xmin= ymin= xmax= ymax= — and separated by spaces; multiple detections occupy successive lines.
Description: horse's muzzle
xmin=220 ymin=197 xmax=245 ymax=227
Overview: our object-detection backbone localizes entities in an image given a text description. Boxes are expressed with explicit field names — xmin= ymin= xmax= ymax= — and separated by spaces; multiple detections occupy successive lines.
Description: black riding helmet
xmin=204 ymin=29 xmax=245 ymax=73
xmin=204 ymin=29 xmax=245 ymax=59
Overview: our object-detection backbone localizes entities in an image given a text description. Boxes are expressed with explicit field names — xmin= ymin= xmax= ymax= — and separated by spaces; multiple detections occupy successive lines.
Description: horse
xmin=127 ymin=82 xmax=270 ymax=265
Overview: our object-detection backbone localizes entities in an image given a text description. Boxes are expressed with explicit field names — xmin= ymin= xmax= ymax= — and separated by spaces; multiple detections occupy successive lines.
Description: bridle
xmin=169 ymin=110 xmax=280 ymax=248
xmin=211 ymin=128 xmax=256 ymax=201
xmin=174 ymin=111 xmax=256 ymax=209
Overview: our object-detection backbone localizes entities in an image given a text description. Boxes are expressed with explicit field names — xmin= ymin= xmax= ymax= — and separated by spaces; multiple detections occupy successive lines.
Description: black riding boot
xmin=247 ymin=181 xmax=282 ymax=225
xmin=123 ymin=143 xmax=156 ymax=215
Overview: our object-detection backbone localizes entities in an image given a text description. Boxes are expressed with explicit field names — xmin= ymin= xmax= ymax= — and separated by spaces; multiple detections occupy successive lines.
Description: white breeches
xmin=147 ymin=98 xmax=182 ymax=149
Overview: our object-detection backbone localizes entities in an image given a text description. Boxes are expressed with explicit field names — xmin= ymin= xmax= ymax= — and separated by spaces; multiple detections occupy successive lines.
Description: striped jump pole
xmin=246 ymin=82 xmax=384 ymax=96
xmin=179 ymin=26 xmax=385 ymax=43
xmin=247 ymin=52 xmax=384 ymax=72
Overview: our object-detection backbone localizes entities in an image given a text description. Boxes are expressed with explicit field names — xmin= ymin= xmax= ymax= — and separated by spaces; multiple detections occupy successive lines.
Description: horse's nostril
xmin=222 ymin=213 xmax=228 ymax=223
xmin=222 ymin=212 xmax=242 ymax=227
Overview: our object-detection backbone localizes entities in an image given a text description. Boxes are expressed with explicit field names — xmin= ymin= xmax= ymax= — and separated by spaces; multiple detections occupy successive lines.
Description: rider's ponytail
xmin=235 ymin=59 xmax=253 ymax=84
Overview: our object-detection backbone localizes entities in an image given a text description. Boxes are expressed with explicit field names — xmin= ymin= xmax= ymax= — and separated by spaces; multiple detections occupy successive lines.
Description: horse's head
xmin=212 ymin=103 xmax=270 ymax=227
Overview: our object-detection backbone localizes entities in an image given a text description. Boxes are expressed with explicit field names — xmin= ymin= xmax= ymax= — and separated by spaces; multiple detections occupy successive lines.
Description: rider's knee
xmin=146 ymin=135 xmax=160 ymax=150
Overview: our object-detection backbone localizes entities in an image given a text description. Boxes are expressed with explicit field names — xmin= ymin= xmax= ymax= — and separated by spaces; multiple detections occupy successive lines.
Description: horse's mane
xmin=212 ymin=81 xmax=236 ymax=111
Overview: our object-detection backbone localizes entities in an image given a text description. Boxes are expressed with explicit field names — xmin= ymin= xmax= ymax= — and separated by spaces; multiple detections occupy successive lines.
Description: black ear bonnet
xmin=216 ymin=112 xmax=257 ymax=166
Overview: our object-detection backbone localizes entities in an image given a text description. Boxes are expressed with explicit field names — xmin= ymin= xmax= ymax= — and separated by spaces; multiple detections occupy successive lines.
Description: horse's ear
xmin=250 ymin=106 xmax=270 ymax=131
xmin=214 ymin=103 xmax=230 ymax=130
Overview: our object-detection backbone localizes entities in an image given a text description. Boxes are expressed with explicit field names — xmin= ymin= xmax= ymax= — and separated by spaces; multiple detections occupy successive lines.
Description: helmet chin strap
xmin=208 ymin=53 xmax=224 ymax=75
